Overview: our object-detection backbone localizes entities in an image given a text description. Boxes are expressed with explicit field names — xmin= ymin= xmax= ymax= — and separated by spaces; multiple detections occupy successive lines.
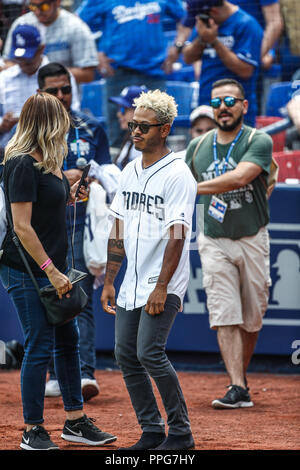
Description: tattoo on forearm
xmin=108 ymin=239 xmax=124 ymax=250
xmin=108 ymin=252 xmax=124 ymax=263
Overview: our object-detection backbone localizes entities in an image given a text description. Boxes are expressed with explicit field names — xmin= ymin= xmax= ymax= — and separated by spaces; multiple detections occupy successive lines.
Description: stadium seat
xmin=256 ymin=116 xmax=286 ymax=152
xmin=265 ymin=81 xmax=298 ymax=117
xmin=166 ymin=81 xmax=198 ymax=128
xmin=272 ymin=151 xmax=300 ymax=182
xmin=80 ymin=79 xmax=106 ymax=122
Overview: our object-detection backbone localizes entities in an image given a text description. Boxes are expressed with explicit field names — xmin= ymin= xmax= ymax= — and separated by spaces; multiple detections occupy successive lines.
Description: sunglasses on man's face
xmin=44 ymin=85 xmax=72 ymax=96
xmin=210 ymin=96 xmax=244 ymax=109
xmin=29 ymin=0 xmax=54 ymax=12
xmin=128 ymin=121 xmax=162 ymax=134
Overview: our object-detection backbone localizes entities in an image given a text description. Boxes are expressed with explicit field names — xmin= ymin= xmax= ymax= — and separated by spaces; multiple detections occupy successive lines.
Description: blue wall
xmin=1 ymin=184 xmax=299 ymax=356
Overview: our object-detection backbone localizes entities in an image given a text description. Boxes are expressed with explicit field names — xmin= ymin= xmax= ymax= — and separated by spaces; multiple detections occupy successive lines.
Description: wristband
xmin=40 ymin=258 xmax=52 ymax=271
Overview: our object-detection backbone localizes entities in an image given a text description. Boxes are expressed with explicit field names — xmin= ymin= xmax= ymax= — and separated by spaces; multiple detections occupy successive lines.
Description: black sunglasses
xmin=128 ymin=121 xmax=162 ymax=134
xmin=44 ymin=85 xmax=72 ymax=96
xmin=211 ymin=96 xmax=244 ymax=108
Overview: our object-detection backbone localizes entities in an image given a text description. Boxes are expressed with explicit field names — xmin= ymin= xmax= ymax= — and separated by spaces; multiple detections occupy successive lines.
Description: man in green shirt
xmin=186 ymin=78 xmax=273 ymax=409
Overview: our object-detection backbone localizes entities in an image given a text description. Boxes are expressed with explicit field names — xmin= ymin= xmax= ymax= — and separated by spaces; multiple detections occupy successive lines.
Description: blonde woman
xmin=0 ymin=93 xmax=116 ymax=450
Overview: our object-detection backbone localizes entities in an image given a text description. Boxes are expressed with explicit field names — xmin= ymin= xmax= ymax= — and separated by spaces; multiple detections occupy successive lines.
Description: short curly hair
xmin=133 ymin=89 xmax=178 ymax=125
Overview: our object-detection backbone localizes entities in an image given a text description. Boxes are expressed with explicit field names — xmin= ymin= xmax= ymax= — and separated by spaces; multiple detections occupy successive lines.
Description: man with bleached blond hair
xmin=101 ymin=90 xmax=197 ymax=451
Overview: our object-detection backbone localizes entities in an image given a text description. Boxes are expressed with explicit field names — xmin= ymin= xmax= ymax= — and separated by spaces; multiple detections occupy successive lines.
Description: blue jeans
xmin=104 ymin=68 xmax=166 ymax=147
xmin=48 ymin=226 xmax=96 ymax=380
xmin=115 ymin=294 xmax=191 ymax=436
xmin=0 ymin=264 xmax=83 ymax=425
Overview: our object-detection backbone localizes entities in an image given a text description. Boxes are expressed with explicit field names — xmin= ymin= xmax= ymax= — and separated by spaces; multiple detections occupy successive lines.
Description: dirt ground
xmin=0 ymin=369 xmax=299 ymax=452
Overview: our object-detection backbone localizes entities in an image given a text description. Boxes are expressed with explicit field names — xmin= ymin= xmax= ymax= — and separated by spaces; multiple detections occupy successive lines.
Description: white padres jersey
xmin=109 ymin=151 xmax=197 ymax=310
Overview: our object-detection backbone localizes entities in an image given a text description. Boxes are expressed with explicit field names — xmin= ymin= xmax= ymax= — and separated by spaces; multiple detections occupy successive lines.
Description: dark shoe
xmin=212 ymin=385 xmax=254 ymax=409
xmin=119 ymin=432 xmax=166 ymax=450
xmin=20 ymin=425 xmax=59 ymax=450
xmin=61 ymin=414 xmax=117 ymax=446
xmin=152 ymin=433 xmax=195 ymax=450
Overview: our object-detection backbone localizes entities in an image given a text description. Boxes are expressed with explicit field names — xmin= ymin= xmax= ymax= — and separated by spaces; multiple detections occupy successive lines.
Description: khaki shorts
xmin=197 ymin=227 xmax=271 ymax=332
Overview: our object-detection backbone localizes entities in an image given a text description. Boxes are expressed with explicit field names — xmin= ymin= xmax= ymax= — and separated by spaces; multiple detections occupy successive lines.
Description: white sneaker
xmin=45 ymin=379 xmax=61 ymax=397
xmin=81 ymin=378 xmax=100 ymax=402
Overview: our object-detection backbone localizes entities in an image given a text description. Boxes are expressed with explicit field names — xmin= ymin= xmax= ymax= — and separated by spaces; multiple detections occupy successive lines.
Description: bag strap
xmin=191 ymin=129 xmax=215 ymax=179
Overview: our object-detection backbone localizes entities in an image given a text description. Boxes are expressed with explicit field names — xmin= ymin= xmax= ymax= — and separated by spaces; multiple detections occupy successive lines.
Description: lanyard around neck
xmin=213 ymin=126 xmax=244 ymax=177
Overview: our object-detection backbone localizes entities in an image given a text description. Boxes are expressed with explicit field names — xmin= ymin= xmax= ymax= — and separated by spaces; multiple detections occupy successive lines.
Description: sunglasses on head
xmin=29 ymin=0 xmax=54 ymax=12
xmin=128 ymin=121 xmax=162 ymax=134
xmin=44 ymin=85 xmax=72 ymax=96
xmin=210 ymin=96 xmax=244 ymax=109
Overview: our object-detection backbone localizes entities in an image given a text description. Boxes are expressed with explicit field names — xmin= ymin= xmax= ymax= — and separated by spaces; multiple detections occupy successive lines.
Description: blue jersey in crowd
xmin=77 ymin=0 xmax=185 ymax=77
xmin=230 ymin=0 xmax=279 ymax=28
xmin=187 ymin=8 xmax=263 ymax=126
xmin=66 ymin=110 xmax=111 ymax=228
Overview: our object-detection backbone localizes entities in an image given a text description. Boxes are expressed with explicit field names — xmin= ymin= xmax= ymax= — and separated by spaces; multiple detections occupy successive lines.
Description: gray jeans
xmin=115 ymin=294 xmax=191 ymax=436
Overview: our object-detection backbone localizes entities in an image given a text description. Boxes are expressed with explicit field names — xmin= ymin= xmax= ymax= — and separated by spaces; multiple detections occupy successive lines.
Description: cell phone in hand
xmin=75 ymin=164 xmax=91 ymax=198
xmin=197 ymin=13 xmax=211 ymax=27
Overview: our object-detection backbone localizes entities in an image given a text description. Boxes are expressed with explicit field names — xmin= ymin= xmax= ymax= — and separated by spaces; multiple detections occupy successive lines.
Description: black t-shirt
xmin=2 ymin=154 xmax=70 ymax=276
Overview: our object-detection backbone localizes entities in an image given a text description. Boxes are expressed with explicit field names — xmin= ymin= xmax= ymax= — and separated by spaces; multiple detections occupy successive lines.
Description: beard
xmin=216 ymin=112 xmax=244 ymax=132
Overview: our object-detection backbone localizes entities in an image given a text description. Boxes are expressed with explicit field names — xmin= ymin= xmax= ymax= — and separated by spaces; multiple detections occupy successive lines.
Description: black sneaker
xmin=61 ymin=414 xmax=117 ymax=446
xmin=20 ymin=425 xmax=59 ymax=450
xmin=212 ymin=385 xmax=254 ymax=409
xmin=119 ymin=432 xmax=166 ymax=451
xmin=152 ymin=433 xmax=195 ymax=450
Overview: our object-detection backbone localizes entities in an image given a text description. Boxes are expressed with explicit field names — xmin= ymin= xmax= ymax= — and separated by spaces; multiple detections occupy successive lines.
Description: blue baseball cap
xmin=182 ymin=0 xmax=223 ymax=28
xmin=109 ymin=85 xmax=148 ymax=109
xmin=9 ymin=24 xmax=42 ymax=59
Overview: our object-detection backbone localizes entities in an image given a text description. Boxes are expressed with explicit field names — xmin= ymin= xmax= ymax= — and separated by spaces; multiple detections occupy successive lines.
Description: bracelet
xmin=40 ymin=258 xmax=52 ymax=271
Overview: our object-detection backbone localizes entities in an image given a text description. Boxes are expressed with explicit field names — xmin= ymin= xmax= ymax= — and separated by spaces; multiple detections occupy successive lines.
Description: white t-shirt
xmin=3 ymin=9 xmax=98 ymax=68
xmin=109 ymin=151 xmax=197 ymax=310
xmin=0 ymin=55 xmax=80 ymax=121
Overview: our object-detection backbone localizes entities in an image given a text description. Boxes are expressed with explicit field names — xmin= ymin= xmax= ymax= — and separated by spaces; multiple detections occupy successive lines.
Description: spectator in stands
xmin=3 ymin=0 xmax=98 ymax=83
xmin=0 ymin=24 xmax=79 ymax=158
xmin=175 ymin=104 xmax=216 ymax=159
xmin=76 ymin=0 xmax=186 ymax=148
xmin=230 ymin=1 xmax=284 ymax=115
xmin=230 ymin=1 xmax=283 ymax=70
xmin=37 ymin=62 xmax=111 ymax=401
xmin=189 ymin=104 xmax=216 ymax=139
xmin=177 ymin=0 xmax=263 ymax=127
xmin=109 ymin=85 xmax=148 ymax=169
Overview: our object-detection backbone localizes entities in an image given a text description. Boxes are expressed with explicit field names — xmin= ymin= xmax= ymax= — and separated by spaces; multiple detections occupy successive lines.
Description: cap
xmin=9 ymin=24 xmax=42 ymax=60
xmin=182 ymin=0 xmax=223 ymax=28
xmin=109 ymin=85 xmax=148 ymax=109
xmin=190 ymin=105 xmax=214 ymax=125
